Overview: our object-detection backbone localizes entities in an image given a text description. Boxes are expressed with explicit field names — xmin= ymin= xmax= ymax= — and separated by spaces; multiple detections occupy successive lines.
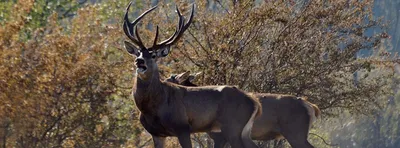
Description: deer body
xmin=167 ymin=72 xmax=320 ymax=148
xmin=135 ymin=79 xmax=255 ymax=136
xmin=247 ymin=94 xmax=318 ymax=141
xmin=122 ymin=3 xmax=261 ymax=148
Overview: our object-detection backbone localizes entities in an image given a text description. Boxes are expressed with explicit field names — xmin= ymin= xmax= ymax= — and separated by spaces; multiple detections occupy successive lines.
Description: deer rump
xmin=247 ymin=93 xmax=319 ymax=140
xmin=166 ymin=72 xmax=320 ymax=148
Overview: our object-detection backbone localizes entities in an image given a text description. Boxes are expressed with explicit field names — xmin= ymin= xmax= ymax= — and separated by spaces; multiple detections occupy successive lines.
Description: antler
xmin=123 ymin=2 xmax=194 ymax=51
xmin=123 ymin=2 xmax=157 ymax=50
xmin=151 ymin=5 xmax=194 ymax=50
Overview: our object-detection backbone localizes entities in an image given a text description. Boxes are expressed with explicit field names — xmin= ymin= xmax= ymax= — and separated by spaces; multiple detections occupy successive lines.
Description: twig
xmin=215 ymin=0 xmax=230 ymax=14
xmin=309 ymin=132 xmax=338 ymax=147
xmin=188 ymin=30 xmax=210 ymax=57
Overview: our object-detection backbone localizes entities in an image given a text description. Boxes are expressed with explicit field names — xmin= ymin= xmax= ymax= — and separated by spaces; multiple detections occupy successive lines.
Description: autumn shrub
xmin=0 ymin=0 xmax=144 ymax=147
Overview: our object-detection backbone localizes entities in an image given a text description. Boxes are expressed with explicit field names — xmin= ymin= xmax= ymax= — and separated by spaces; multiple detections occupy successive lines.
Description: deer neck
xmin=133 ymin=67 xmax=164 ymax=114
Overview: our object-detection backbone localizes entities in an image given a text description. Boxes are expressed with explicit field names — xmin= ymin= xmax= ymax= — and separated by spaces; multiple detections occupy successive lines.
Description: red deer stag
xmin=122 ymin=2 xmax=261 ymax=148
xmin=167 ymin=71 xmax=321 ymax=148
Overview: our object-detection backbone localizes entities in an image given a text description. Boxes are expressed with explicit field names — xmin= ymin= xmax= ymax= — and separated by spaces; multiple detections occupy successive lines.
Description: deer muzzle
xmin=135 ymin=58 xmax=147 ymax=73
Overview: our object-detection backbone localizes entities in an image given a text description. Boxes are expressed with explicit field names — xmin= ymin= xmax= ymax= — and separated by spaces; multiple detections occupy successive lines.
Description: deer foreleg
xmin=152 ymin=136 xmax=166 ymax=148
xmin=177 ymin=132 xmax=192 ymax=148
xmin=208 ymin=132 xmax=228 ymax=148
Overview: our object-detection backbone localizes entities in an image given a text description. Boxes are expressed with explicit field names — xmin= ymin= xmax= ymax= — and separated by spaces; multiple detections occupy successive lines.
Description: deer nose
xmin=135 ymin=58 xmax=145 ymax=65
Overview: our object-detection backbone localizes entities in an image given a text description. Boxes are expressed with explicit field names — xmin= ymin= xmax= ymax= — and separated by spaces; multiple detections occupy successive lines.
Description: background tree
xmin=0 ymin=0 xmax=143 ymax=147
xmin=170 ymin=0 xmax=394 ymax=115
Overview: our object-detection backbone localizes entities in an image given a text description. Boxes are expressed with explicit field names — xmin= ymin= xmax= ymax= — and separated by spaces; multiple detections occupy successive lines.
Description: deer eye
xmin=171 ymin=74 xmax=176 ymax=79
xmin=151 ymin=53 xmax=157 ymax=59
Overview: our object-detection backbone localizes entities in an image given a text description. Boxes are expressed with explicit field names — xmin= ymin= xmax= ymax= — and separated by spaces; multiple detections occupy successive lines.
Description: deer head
xmin=123 ymin=2 xmax=194 ymax=79
xmin=166 ymin=71 xmax=201 ymax=86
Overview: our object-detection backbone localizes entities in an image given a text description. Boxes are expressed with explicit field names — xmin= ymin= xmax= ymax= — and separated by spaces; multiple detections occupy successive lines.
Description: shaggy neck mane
xmin=132 ymin=70 xmax=165 ymax=115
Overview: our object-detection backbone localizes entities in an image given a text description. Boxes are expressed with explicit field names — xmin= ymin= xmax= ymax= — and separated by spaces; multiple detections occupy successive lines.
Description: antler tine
xmin=165 ymin=4 xmax=194 ymax=45
xmin=123 ymin=2 xmax=158 ymax=49
xmin=123 ymin=11 xmax=141 ymax=46
xmin=151 ymin=4 xmax=194 ymax=50
xmin=134 ymin=25 xmax=144 ymax=47
xmin=157 ymin=5 xmax=185 ymax=45
xmin=153 ymin=26 xmax=159 ymax=46
xmin=149 ymin=9 xmax=182 ymax=50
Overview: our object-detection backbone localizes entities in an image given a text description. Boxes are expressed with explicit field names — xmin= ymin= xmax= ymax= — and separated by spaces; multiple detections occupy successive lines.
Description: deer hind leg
xmin=176 ymin=131 xmax=192 ymax=148
xmin=218 ymin=88 xmax=258 ymax=148
xmin=240 ymin=117 xmax=258 ymax=148
xmin=175 ymin=125 xmax=193 ymax=148
xmin=208 ymin=132 xmax=228 ymax=148
xmin=284 ymin=135 xmax=314 ymax=148
xmin=219 ymin=128 xmax=257 ymax=148
xmin=280 ymin=118 xmax=314 ymax=148
xmin=218 ymin=118 xmax=248 ymax=148
xmin=219 ymin=127 xmax=244 ymax=148
xmin=219 ymin=108 xmax=258 ymax=148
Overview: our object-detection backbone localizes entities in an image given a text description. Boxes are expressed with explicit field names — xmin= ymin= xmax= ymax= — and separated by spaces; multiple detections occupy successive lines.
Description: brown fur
xmin=303 ymin=98 xmax=321 ymax=119
xmin=249 ymin=93 xmax=262 ymax=118
xmin=298 ymin=96 xmax=321 ymax=121
xmin=312 ymin=103 xmax=321 ymax=118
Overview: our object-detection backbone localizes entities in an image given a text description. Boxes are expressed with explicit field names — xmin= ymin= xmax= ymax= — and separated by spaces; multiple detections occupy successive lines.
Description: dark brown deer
xmin=167 ymin=71 xmax=321 ymax=148
xmin=122 ymin=2 xmax=261 ymax=148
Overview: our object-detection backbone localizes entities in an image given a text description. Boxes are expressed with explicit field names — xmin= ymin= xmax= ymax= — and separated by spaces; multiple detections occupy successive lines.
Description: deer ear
xmin=124 ymin=41 xmax=140 ymax=56
xmin=188 ymin=75 xmax=195 ymax=82
xmin=158 ymin=46 xmax=171 ymax=57
xmin=189 ymin=72 xmax=201 ymax=82
xmin=176 ymin=71 xmax=190 ymax=83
